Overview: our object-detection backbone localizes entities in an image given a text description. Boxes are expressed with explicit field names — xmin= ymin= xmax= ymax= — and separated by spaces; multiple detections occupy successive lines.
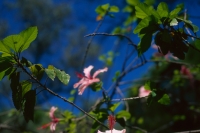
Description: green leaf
xmin=169 ymin=7 xmax=182 ymax=18
xmin=135 ymin=3 xmax=152 ymax=19
xmin=176 ymin=17 xmax=199 ymax=33
xmin=90 ymin=82 xmax=102 ymax=92
xmin=21 ymin=81 xmax=32 ymax=98
xmin=137 ymin=33 xmax=152 ymax=55
xmin=54 ymin=68 xmax=70 ymax=85
xmin=95 ymin=3 xmax=109 ymax=16
xmin=0 ymin=59 xmax=13 ymax=80
xmin=170 ymin=18 xmax=178 ymax=26
xmin=158 ymin=94 xmax=170 ymax=105
xmin=0 ymin=67 xmax=15 ymax=80
xmin=144 ymin=81 xmax=151 ymax=90
xmin=109 ymin=103 xmax=120 ymax=112
xmin=157 ymin=2 xmax=169 ymax=18
xmin=21 ymin=57 xmax=32 ymax=67
xmin=109 ymin=6 xmax=119 ymax=12
xmin=19 ymin=26 xmax=38 ymax=52
xmin=134 ymin=16 xmax=152 ymax=34
xmin=151 ymin=91 xmax=156 ymax=97
xmin=0 ymin=41 xmax=10 ymax=54
xmin=29 ymin=64 xmax=44 ymax=80
xmin=10 ymin=72 xmax=22 ymax=110
xmin=2 ymin=35 xmax=24 ymax=52
xmin=45 ymin=68 xmax=56 ymax=81
xmin=116 ymin=110 xmax=131 ymax=120
xmin=23 ymin=90 xmax=36 ymax=122
xmin=126 ymin=0 xmax=140 ymax=6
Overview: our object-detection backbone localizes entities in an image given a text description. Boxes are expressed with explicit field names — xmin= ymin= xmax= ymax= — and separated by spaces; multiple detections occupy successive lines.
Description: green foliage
xmin=95 ymin=3 xmax=119 ymax=17
xmin=29 ymin=64 xmax=44 ymax=80
xmin=19 ymin=26 xmax=38 ymax=52
xmin=23 ymin=90 xmax=36 ymax=122
xmin=90 ymin=82 xmax=102 ymax=92
xmin=45 ymin=65 xmax=56 ymax=81
xmin=108 ymin=103 xmax=120 ymax=112
xmin=158 ymin=94 xmax=170 ymax=105
xmin=0 ymin=27 xmax=37 ymax=54
xmin=112 ymin=71 xmax=120 ymax=82
xmin=99 ymin=51 xmax=118 ymax=66
xmin=116 ymin=110 xmax=131 ymax=127
xmin=54 ymin=67 xmax=70 ymax=85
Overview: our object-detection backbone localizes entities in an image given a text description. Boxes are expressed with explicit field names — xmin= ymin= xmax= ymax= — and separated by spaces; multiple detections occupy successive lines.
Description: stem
xmin=16 ymin=58 xmax=108 ymax=129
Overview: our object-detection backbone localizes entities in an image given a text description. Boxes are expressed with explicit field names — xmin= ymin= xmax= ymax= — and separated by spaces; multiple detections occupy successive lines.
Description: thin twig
xmin=0 ymin=124 xmax=20 ymax=132
xmin=16 ymin=59 xmax=109 ymax=129
xmin=81 ymin=17 xmax=105 ymax=69
xmin=110 ymin=96 xmax=148 ymax=102
xmin=84 ymin=33 xmax=137 ymax=47
xmin=174 ymin=129 xmax=200 ymax=133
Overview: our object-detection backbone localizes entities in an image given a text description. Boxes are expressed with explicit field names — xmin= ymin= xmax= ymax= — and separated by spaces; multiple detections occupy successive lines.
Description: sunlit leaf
xmin=29 ymin=64 xmax=44 ymax=80
xmin=134 ymin=17 xmax=151 ymax=34
xmin=109 ymin=6 xmax=119 ymax=12
xmin=19 ymin=26 xmax=38 ymax=52
xmin=170 ymin=18 xmax=178 ymax=26
xmin=116 ymin=110 xmax=131 ymax=120
xmin=135 ymin=3 xmax=152 ymax=19
xmin=169 ymin=7 xmax=182 ymax=18
xmin=45 ymin=68 xmax=56 ymax=81
xmin=0 ymin=41 xmax=10 ymax=54
xmin=54 ymin=68 xmax=70 ymax=85
xmin=157 ymin=2 xmax=169 ymax=18
xmin=126 ymin=0 xmax=140 ymax=6
xmin=109 ymin=103 xmax=120 ymax=112
xmin=21 ymin=81 xmax=32 ymax=97
xmin=158 ymin=94 xmax=170 ymax=105
xmin=144 ymin=81 xmax=151 ymax=90
xmin=2 ymin=35 xmax=24 ymax=52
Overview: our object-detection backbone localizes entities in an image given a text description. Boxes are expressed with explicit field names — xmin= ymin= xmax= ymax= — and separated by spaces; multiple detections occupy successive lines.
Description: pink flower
xmin=38 ymin=106 xmax=60 ymax=132
xmin=139 ymin=86 xmax=151 ymax=97
xmin=97 ymin=129 xmax=126 ymax=133
xmin=74 ymin=65 xmax=108 ymax=95
xmin=108 ymin=115 xmax=116 ymax=131
xmin=180 ymin=65 xmax=193 ymax=79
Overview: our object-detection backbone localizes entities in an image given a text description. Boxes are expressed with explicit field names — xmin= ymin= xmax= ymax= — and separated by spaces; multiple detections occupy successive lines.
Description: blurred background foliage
xmin=1 ymin=0 xmax=200 ymax=133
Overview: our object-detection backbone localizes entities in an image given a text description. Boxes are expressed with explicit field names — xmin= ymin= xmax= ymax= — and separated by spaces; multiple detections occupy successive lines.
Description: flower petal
xmin=84 ymin=65 xmax=94 ymax=78
xmin=93 ymin=67 xmax=108 ymax=78
xmin=49 ymin=106 xmax=57 ymax=120
xmin=139 ymin=86 xmax=151 ymax=97
xmin=97 ymin=129 xmax=126 ymax=133
xmin=78 ymin=84 xmax=88 ymax=95
xmin=73 ymin=78 xmax=86 ymax=88
xmin=50 ymin=122 xmax=57 ymax=131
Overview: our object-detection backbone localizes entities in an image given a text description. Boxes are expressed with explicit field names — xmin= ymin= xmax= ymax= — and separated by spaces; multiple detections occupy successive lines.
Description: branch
xmin=84 ymin=33 xmax=137 ymax=48
xmin=81 ymin=16 xmax=105 ymax=69
xmin=174 ymin=129 xmax=200 ymax=133
xmin=110 ymin=96 xmax=148 ymax=102
xmin=0 ymin=124 xmax=20 ymax=132
xmin=17 ymin=59 xmax=109 ymax=130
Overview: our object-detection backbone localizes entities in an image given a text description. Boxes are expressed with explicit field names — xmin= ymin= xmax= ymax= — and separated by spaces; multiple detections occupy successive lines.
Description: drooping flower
xmin=97 ymin=129 xmax=126 ymax=133
xmin=180 ymin=65 xmax=193 ymax=79
xmin=98 ymin=115 xmax=126 ymax=133
xmin=38 ymin=106 xmax=60 ymax=132
xmin=74 ymin=65 xmax=108 ymax=95
xmin=108 ymin=115 xmax=116 ymax=131
xmin=139 ymin=86 xmax=151 ymax=97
